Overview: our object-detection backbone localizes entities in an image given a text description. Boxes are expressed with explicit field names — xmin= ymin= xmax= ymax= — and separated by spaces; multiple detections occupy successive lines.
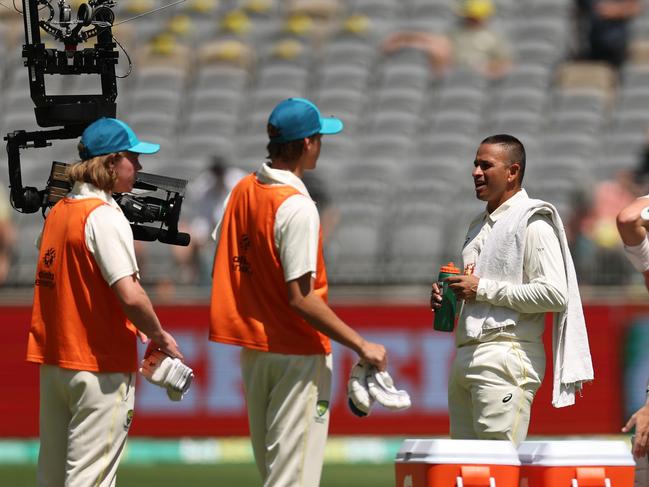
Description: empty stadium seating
xmin=1 ymin=0 xmax=648 ymax=287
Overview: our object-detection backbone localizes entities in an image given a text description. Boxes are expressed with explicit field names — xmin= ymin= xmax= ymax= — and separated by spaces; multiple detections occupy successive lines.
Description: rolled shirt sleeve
xmin=275 ymin=194 xmax=320 ymax=282
xmin=86 ymin=205 xmax=140 ymax=286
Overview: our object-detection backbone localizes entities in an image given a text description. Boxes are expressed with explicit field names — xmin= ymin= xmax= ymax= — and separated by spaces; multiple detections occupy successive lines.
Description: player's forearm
xmin=289 ymin=291 xmax=366 ymax=354
xmin=477 ymin=278 xmax=567 ymax=313
xmin=617 ymin=198 xmax=649 ymax=246
xmin=112 ymin=276 xmax=166 ymax=342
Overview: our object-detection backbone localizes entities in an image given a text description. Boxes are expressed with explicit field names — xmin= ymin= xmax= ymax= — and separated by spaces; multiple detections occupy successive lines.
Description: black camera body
xmin=4 ymin=0 xmax=191 ymax=246
xmin=45 ymin=162 xmax=190 ymax=246
xmin=118 ymin=194 xmax=171 ymax=224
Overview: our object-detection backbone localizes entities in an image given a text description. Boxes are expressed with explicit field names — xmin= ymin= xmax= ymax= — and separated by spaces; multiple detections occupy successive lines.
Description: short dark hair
xmin=266 ymin=124 xmax=317 ymax=163
xmin=481 ymin=134 xmax=526 ymax=184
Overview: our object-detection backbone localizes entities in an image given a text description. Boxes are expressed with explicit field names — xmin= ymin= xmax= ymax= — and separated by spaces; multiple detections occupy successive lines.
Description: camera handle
xmin=131 ymin=225 xmax=190 ymax=246
xmin=5 ymin=126 xmax=84 ymax=213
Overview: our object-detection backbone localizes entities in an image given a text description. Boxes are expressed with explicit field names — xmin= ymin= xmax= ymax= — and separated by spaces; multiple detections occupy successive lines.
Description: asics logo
xmin=502 ymin=393 xmax=513 ymax=403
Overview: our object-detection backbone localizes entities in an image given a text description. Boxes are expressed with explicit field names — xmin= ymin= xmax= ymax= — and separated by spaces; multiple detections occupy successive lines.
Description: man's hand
xmin=287 ymin=272 xmax=387 ymax=371
xmin=430 ymin=282 xmax=442 ymax=310
xmin=623 ymin=403 xmax=649 ymax=457
xmin=359 ymin=341 xmax=387 ymax=371
xmin=447 ymin=275 xmax=480 ymax=301
xmin=145 ymin=330 xmax=183 ymax=361
xmin=113 ymin=275 xmax=183 ymax=361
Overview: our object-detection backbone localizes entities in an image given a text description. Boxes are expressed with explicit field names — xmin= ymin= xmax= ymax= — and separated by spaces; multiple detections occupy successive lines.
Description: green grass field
xmin=0 ymin=463 xmax=396 ymax=486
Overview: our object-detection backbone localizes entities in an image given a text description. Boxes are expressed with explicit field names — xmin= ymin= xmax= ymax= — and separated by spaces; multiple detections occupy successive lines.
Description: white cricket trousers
xmin=448 ymin=340 xmax=545 ymax=446
xmin=241 ymin=349 xmax=332 ymax=487
xmin=635 ymin=447 xmax=649 ymax=487
xmin=37 ymin=364 xmax=135 ymax=487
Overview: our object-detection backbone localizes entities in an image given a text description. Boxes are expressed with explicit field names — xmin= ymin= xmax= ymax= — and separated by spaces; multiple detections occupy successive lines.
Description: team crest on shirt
xmin=233 ymin=234 xmax=253 ymax=274
xmin=315 ymin=400 xmax=329 ymax=422
xmin=124 ymin=409 xmax=134 ymax=431
xmin=35 ymin=248 xmax=56 ymax=288
xmin=239 ymin=234 xmax=251 ymax=251
xmin=43 ymin=248 xmax=55 ymax=267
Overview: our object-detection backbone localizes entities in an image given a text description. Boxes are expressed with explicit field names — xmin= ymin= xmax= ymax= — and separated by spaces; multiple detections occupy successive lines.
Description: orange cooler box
xmin=518 ymin=441 xmax=634 ymax=487
xmin=395 ymin=439 xmax=520 ymax=487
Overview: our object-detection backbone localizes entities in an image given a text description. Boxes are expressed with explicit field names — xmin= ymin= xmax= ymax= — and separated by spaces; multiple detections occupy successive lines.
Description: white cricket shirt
xmin=213 ymin=163 xmax=320 ymax=282
xmin=44 ymin=182 xmax=140 ymax=286
xmin=457 ymin=189 xmax=568 ymax=346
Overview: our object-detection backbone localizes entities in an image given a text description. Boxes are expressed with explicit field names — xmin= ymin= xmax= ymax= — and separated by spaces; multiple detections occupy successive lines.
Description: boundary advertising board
xmin=0 ymin=304 xmax=640 ymax=437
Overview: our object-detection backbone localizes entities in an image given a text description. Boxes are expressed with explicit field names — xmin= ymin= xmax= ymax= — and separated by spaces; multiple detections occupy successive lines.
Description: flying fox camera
xmin=4 ymin=0 xmax=192 ymax=246
xmin=23 ymin=0 xmax=119 ymax=127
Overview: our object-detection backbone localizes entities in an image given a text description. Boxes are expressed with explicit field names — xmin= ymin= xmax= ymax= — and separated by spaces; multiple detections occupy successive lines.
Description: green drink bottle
xmin=434 ymin=262 xmax=460 ymax=332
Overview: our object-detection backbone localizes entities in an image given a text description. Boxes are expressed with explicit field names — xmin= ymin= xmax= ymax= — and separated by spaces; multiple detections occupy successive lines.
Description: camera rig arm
xmin=5 ymin=126 xmax=84 ymax=213
xmin=4 ymin=0 xmax=191 ymax=246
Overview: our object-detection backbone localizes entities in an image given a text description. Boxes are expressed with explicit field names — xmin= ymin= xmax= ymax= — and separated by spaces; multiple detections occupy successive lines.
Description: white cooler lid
xmin=518 ymin=441 xmax=634 ymax=466
xmin=396 ymin=439 xmax=520 ymax=465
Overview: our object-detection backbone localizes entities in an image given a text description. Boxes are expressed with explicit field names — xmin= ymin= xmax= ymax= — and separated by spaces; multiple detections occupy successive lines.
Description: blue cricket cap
xmin=79 ymin=117 xmax=160 ymax=159
xmin=268 ymin=98 xmax=343 ymax=143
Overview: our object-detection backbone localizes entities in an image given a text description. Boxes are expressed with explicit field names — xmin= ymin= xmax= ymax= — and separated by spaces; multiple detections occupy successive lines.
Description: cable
xmin=113 ymin=34 xmax=132 ymax=78
xmin=112 ymin=0 xmax=186 ymax=26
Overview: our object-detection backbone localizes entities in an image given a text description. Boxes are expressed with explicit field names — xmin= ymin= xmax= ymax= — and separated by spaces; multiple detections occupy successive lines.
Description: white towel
xmin=466 ymin=198 xmax=594 ymax=408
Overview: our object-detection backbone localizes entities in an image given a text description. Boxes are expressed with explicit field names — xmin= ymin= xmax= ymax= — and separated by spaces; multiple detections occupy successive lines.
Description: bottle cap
xmin=641 ymin=206 xmax=649 ymax=222
xmin=439 ymin=262 xmax=460 ymax=274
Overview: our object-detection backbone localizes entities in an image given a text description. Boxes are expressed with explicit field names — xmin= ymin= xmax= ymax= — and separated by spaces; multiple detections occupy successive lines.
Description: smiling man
xmin=430 ymin=134 xmax=593 ymax=445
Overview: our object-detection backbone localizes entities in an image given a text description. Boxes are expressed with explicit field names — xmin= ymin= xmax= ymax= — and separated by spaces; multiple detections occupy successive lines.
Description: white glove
xmin=347 ymin=361 xmax=374 ymax=417
xmin=140 ymin=350 xmax=175 ymax=386
xmin=139 ymin=350 xmax=194 ymax=401
xmin=367 ymin=369 xmax=411 ymax=411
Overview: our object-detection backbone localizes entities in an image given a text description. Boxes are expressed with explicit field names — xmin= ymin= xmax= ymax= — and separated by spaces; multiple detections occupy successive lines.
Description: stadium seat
xmin=434 ymin=86 xmax=486 ymax=113
xmin=430 ymin=111 xmax=481 ymax=136
xmin=556 ymin=61 xmax=617 ymax=95
xmin=377 ymin=58 xmax=432 ymax=91
xmin=366 ymin=110 xmax=420 ymax=137
xmin=383 ymin=207 xmax=450 ymax=284
xmin=316 ymin=64 xmax=371 ymax=93
xmin=416 ymin=133 xmax=475 ymax=160
xmin=489 ymin=110 xmax=545 ymax=136
xmin=500 ymin=63 xmax=553 ymax=91
xmin=372 ymin=86 xmax=428 ymax=115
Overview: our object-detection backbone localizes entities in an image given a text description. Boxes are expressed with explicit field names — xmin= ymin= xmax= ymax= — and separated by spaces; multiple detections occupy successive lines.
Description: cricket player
xmin=209 ymin=98 xmax=387 ymax=487
xmin=27 ymin=118 xmax=183 ymax=487
xmin=618 ymin=196 xmax=649 ymax=485
xmin=430 ymin=134 xmax=593 ymax=445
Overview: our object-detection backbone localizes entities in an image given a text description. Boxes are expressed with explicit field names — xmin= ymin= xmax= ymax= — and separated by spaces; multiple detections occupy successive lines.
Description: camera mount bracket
xmin=4 ymin=0 xmax=191 ymax=246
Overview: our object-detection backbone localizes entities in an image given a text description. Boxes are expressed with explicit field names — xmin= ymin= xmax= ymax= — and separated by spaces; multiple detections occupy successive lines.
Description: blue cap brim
xmin=320 ymin=117 xmax=344 ymax=135
xmin=129 ymin=141 xmax=160 ymax=155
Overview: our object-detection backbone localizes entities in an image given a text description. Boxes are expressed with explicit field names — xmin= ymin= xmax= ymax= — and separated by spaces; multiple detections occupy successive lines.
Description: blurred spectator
xmin=569 ymin=168 xmax=642 ymax=284
xmin=575 ymin=0 xmax=643 ymax=69
xmin=173 ymin=155 xmax=246 ymax=285
xmin=0 ymin=185 xmax=16 ymax=285
xmin=382 ymin=0 xmax=513 ymax=79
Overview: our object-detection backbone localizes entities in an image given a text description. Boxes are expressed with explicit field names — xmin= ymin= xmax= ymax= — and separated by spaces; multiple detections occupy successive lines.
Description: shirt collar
xmin=486 ymin=188 xmax=528 ymax=223
xmin=255 ymin=162 xmax=311 ymax=198
xmin=68 ymin=181 xmax=113 ymax=204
